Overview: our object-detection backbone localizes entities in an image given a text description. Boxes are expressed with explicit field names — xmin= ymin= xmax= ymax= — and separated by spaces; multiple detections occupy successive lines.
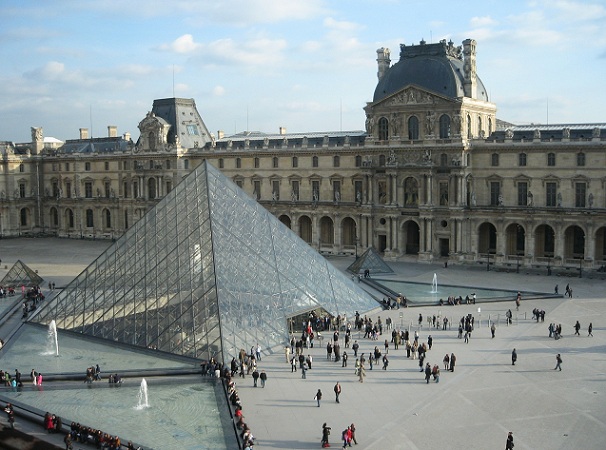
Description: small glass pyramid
xmin=347 ymin=247 xmax=394 ymax=275
xmin=1 ymin=259 xmax=44 ymax=288
xmin=31 ymin=161 xmax=377 ymax=363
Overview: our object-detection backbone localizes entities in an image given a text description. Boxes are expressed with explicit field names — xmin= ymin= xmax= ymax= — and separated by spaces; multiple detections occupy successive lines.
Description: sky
xmin=0 ymin=0 xmax=605 ymax=143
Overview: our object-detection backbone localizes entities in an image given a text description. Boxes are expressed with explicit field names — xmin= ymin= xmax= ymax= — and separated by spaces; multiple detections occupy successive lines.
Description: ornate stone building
xmin=1 ymin=39 xmax=605 ymax=272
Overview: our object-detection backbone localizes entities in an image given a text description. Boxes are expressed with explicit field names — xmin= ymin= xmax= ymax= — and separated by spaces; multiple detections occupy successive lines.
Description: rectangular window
xmin=85 ymin=162 xmax=91 ymax=171
xmin=490 ymin=182 xmax=500 ymax=206
xmin=236 ymin=158 xmax=241 ymax=169
xmin=52 ymin=163 xmax=58 ymax=172
xmin=333 ymin=180 xmax=341 ymax=202
xmin=253 ymin=180 xmax=261 ymax=200
xmin=219 ymin=158 xmax=224 ymax=169
xmin=272 ymin=180 xmax=280 ymax=201
xmin=105 ymin=182 xmax=111 ymax=198
xmin=166 ymin=181 xmax=172 ymax=193
xmin=577 ymin=153 xmax=586 ymax=166
xmin=105 ymin=161 xmax=109 ymax=170
xmin=123 ymin=182 xmax=129 ymax=198
xmin=517 ymin=182 xmax=528 ymax=206
xmin=19 ymin=183 xmax=26 ymax=198
xmin=166 ymin=160 xmax=171 ymax=170
xmin=546 ymin=182 xmax=557 ymax=207
xmin=85 ymin=182 xmax=93 ymax=198
xmin=254 ymin=157 xmax=260 ymax=169
xmin=273 ymin=157 xmax=279 ymax=168
xmin=491 ymin=153 xmax=499 ymax=167
xmin=123 ymin=160 xmax=130 ymax=170
xmin=292 ymin=157 xmax=298 ymax=168
xmin=66 ymin=182 xmax=72 ymax=198
xmin=575 ymin=182 xmax=586 ymax=207
xmin=547 ymin=153 xmax=556 ymax=166
xmin=518 ymin=153 xmax=527 ymax=166
xmin=65 ymin=163 xmax=70 ymax=171
xmin=312 ymin=180 xmax=320 ymax=202
xmin=291 ymin=180 xmax=299 ymax=201
xmin=312 ymin=156 xmax=319 ymax=168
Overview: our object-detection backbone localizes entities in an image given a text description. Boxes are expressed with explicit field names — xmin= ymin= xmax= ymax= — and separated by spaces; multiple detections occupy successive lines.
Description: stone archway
xmin=279 ymin=215 xmax=291 ymax=229
xmin=299 ymin=216 xmax=312 ymax=243
xmin=478 ymin=222 xmax=497 ymax=254
xmin=505 ymin=223 xmax=525 ymax=256
xmin=401 ymin=220 xmax=420 ymax=255
xmin=534 ymin=224 xmax=555 ymax=258
xmin=564 ymin=225 xmax=585 ymax=260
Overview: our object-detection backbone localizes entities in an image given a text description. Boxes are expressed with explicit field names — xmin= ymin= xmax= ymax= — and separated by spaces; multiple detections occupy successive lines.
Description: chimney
xmin=108 ymin=125 xmax=118 ymax=137
xmin=279 ymin=127 xmax=287 ymax=135
xmin=79 ymin=128 xmax=89 ymax=140
xmin=462 ymin=39 xmax=477 ymax=99
xmin=217 ymin=130 xmax=225 ymax=140
xmin=376 ymin=47 xmax=391 ymax=81
xmin=123 ymin=132 xmax=131 ymax=141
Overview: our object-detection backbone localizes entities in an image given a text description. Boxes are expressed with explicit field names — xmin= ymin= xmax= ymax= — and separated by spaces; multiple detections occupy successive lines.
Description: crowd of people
xmin=227 ymin=374 xmax=255 ymax=449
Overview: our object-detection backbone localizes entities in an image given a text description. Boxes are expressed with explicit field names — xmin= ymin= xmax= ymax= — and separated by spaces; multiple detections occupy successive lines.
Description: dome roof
xmin=373 ymin=40 xmax=489 ymax=103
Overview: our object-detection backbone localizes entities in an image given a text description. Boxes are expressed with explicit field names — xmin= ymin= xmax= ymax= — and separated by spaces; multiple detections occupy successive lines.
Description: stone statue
xmin=588 ymin=192 xmax=594 ymax=208
xmin=334 ymin=191 xmax=340 ymax=203
xmin=498 ymin=194 xmax=504 ymax=206
xmin=471 ymin=191 xmax=477 ymax=206
xmin=312 ymin=190 xmax=319 ymax=203
xmin=365 ymin=115 xmax=374 ymax=134
xmin=408 ymin=91 xmax=416 ymax=103
xmin=562 ymin=127 xmax=570 ymax=138
xmin=356 ymin=191 xmax=362 ymax=203
xmin=291 ymin=190 xmax=297 ymax=202
xmin=527 ymin=191 xmax=534 ymax=206
xmin=31 ymin=127 xmax=43 ymax=142
xmin=426 ymin=111 xmax=436 ymax=135
xmin=557 ymin=192 xmax=562 ymax=207
xmin=533 ymin=129 xmax=541 ymax=139
xmin=453 ymin=114 xmax=462 ymax=134
xmin=387 ymin=150 xmax=397 ymax=166
xmin=390 ymin=113 xmax=399 ymax=136
xmin=593 ymin=127 xmax=601 ymax=138
xmin=505 ymin=128 xmax=514 ymax=139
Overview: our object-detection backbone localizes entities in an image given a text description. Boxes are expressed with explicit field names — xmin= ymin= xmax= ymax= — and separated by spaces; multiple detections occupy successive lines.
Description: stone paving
xmin=1 ymin=239 xmax=606 ymax=449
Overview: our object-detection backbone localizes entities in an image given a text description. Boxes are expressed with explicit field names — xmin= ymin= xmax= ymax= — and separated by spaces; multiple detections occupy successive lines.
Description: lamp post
xmin=487 ymin=252 xmax=490 ymax=272
xmin=516 ymin=255 xmax=520 ymax=274
xmin=579 ymin=257 xmax=583 ymax=279
xmin=355 ymin=232 xmax=358 ymax=259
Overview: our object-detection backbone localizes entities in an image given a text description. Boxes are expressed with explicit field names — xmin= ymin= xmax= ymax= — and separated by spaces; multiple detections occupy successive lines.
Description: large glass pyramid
xmin=1 ymin=259 xmax=44 ymax=288
xmin=31 ymin=161 xmax=378 ymax=363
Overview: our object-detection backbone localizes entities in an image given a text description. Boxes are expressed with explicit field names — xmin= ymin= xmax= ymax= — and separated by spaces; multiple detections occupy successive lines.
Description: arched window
xmin=378 ymin=117 xmax=389 ymax=141
xmin=86 ymin=209 xmax=94 ymax=227
xmin=104 ymin=209 xmax=111 ymax=228
xmin=439 ymin=115 xmax=451 ymax=138
xmin=488 ymin=117 xmax=492 ymax=134
xmin=477 ymin=116 xmax=482 ymax=137
xmin=408 ymin=116 xmax=419 ymax=140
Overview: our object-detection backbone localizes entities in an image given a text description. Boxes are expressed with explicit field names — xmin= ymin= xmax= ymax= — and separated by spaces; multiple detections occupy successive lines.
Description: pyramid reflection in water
xmin=32 ymin=161 xmax=377 ymax=362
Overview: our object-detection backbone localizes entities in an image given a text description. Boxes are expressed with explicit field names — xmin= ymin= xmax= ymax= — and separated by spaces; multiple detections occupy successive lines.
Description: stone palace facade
xmin=1 ymin=39 xmax=605 ymax=272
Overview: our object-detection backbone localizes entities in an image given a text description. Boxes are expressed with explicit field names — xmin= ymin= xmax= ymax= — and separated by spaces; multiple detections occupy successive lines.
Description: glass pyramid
xmin=1 ymin=259 xmax=44 ymax=288
xmin=347 ymin=247 xmax=394 ymax=275
xmin=31 ymin=161 xmax=377 ymax=363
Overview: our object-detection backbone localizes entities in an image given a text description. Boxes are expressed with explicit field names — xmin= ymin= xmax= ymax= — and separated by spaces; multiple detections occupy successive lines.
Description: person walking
xmin=506 ymin=431 xmax=514 ymax=450
xmin=588 ymin=322 xmax=593 ymax=337
xmin=349 ymin=423 xmax=358 ymax=445
xmin=443 ymin=353 xmax=450 ymax=370
xmin=4 ymin=403 xmax=14 ymax=429
xmin=290 ymin=356 xmax=297 ymax=372
xmin=449 ymin=353 xmax=456 ymax=372
xmin=321 ymin=423 xmax=331 ymax=448
xmin=260 ymin=370 xmax=267 ymax=388
xmin=334 ymin=382 xmax=341 ymax=403
xmin=424 ymin=363 xmax=432 ymax=384
xmin=427 ymin=335 xmax=433 ymax=350
xmin=491 ymin=323 xmax=496 ymax=338
xmin=314 ymin=389 xmax=323 ymax=407
xmin=382 ymin=354 xmax=389 ymax=370
xmin=432 ymin=364 xmax=440 ymax=383
xmin=252 ymin=369 xmax=259 ymax=387
xmin=554 ymin=354 xmax=562 ymax=371
xmin=301 ymin=362 xmax=307 ymax=379
xmin=342 ymin=351 xmax=348 ymax=368
xmin=511 ymin=348 xmax=517 ymax=365
xmin=574 ymin=321 xmax=581 ymax=336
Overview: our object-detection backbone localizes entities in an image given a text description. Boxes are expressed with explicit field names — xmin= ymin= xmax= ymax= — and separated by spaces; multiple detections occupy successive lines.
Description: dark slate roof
xmin=55 ymin=137 xmax=132 ymax=154
xmin=486 ymin=123 xmax=606 ymax=141
xmin=373 ymin=40 xmax=489 ymax=103
xmin=150 ymin=98 xmax=212 ymax=148
xmin=212 ymin=130 xmax=367 ymax=151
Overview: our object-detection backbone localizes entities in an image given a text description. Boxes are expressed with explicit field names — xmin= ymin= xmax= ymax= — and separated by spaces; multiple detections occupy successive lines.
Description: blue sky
xmin=1 ymin=0 xmax=605 ymax=143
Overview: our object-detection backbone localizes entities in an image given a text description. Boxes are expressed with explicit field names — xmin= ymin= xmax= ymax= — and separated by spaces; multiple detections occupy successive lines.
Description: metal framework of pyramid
xmin=347 ymin=247 xmax=394 ymax=275
xmin=1 ymin=259 xmax=44 ymax=288
xmin=31 ymin=161 xmax=377 ymax=363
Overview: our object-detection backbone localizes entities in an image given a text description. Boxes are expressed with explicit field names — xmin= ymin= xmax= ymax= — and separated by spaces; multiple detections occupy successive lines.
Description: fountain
xmin=135 ymin=378 xmax=150 ymax=410
xmin=45 ymin=320 xmax=59 ymax=356
xmin=430 ymin=273 xmax=438 ymax=294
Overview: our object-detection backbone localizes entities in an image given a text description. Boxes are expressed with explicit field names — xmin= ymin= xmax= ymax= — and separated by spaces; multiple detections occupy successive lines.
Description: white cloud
xmin=158 ymin=34 xmax=202 ymax=54
xmin=212 ymin=85 xmax=226 ymax=96
xmin=470 ymin=16 xmax=498 ymax=27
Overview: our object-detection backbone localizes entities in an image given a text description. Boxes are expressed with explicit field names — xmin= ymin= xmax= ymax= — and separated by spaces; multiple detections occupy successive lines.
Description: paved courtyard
xmin=1 ymin=238 xmax=605 ymax=450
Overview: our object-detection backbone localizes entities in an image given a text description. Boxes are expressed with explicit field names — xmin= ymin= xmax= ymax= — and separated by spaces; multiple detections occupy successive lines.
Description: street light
xmin=579 ymin=257 xmax=583 ymax=279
